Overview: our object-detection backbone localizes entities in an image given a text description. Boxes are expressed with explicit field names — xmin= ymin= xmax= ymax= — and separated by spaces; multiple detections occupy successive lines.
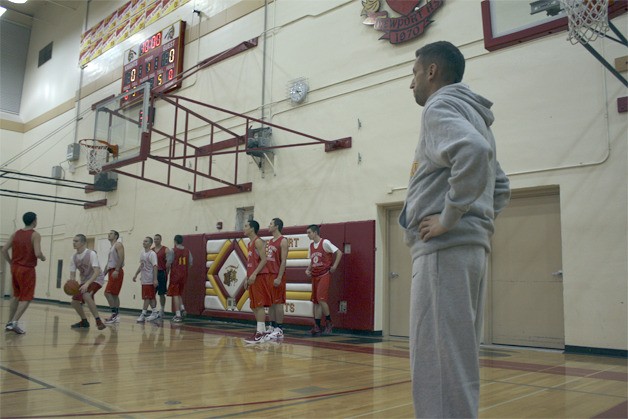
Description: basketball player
xmin=132 ymin=237 xmax=158 ymax=322
xmin=265 ymin=218 xmax=288 ymax=340
xmin=242 ymin=220 xmax=271 ymax=344
xmin=305 ymin=224 xmax=342 ymax=336
xmin=399 ymin=41 xmax=510 ymax=418
xmin=104 ymin=230 xmax=125 ymax=324
xmin=69 ymin=234 xmax=106 ymax=330
xmin=2 ymin=212 xmax=46 ymax=334
xmin=152 ymin=233 xmax=169 ymax=318
xmin=167 ymin=235 xmax=192 ymax=323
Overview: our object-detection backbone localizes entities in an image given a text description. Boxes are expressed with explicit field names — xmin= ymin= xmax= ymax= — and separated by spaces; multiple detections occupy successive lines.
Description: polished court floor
xmin=0 ymin=301 xmax=626 ymax=418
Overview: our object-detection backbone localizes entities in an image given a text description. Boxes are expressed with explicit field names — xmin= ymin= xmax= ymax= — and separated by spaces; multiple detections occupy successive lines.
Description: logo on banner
xmin=361 ymin=0 xmax=445 ymax=44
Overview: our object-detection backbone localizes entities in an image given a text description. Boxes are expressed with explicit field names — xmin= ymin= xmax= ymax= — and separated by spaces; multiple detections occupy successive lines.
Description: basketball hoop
xmin=560 ymin=0 xmax=627 ymax=87
xmin=561 ymin=0 xmax=610 ymax=44
xmin=79 ymin=139 xmax=119 ymax=173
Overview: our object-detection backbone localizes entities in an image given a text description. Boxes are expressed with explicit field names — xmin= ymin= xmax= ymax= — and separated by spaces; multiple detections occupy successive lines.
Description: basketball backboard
xmin=481 ymin=0 xmax=626 ymax=51
xmin=92 ymin=82 xmax=151 ymax=169
xmin=482 ymin=0 xmax=569 ymax=50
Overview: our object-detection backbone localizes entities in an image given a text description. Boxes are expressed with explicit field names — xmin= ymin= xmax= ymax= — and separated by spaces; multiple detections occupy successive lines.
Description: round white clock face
xmin=289 ymin=80 xmax=309 ymax=103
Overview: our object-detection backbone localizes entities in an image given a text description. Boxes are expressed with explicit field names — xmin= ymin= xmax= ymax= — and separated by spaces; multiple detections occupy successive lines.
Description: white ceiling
xmin=0 ymin=0 xmax=83 ymax=27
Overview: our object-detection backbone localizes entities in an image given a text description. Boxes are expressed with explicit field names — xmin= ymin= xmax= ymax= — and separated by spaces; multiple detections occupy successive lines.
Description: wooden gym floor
xmin=0 ymin=301 xmax=626 ymax=418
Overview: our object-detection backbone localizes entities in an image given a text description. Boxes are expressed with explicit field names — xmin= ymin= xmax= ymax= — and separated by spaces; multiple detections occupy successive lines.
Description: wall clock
xmin=288 ymin=79 xmax=309 ymax=104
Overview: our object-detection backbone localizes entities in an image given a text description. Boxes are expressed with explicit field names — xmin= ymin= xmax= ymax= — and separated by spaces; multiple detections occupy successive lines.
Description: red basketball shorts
xmin=271 ymin=274 xmax=287 ymax=304
xmin=167 ymin=274 xmax=186 ymax=297
xmin=105 ymin=268 xmax=124 ymax=295
xmin=248 ymin=273 xmax=272 ymax=308
xmin=141 ymin=284 xmax=156 ymax=300
xmin=310 ymin=272 xmax=330 ymax=304
xmin=72 ymin=282 xmax=102 ymax=303
xmin=11 ymin=265 xmax=36 ymax=301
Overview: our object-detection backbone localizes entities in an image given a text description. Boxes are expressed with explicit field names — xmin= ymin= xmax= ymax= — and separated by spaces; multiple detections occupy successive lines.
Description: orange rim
xmin=79 ymin=139 xmax=119 ymax=156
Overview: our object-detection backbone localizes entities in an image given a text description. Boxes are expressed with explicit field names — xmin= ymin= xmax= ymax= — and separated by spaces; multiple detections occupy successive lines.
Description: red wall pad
xmin=180 ymin=220 xmax=376 ymax=332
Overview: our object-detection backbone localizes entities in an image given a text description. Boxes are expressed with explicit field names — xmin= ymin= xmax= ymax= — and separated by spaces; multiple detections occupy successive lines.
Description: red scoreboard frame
xmin=121 ymin=20 xmax=186 ymax=104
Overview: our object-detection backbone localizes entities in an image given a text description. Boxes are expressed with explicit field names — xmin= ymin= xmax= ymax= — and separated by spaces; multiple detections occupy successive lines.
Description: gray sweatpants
xmin=410 ymin=245 xmax=487 ymax=419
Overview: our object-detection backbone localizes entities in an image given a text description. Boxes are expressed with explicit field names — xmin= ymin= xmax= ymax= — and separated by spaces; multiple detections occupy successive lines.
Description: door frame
xmin=381 ymin=203 xmax=405 ymax=337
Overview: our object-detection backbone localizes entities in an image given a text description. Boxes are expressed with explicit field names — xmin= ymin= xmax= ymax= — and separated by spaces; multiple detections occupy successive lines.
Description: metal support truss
xmin=101 ymin=93 xmax=352 ymax=200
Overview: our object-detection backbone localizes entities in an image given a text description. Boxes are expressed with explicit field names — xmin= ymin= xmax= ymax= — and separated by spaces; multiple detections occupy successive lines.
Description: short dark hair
xmin=154 ymin=234 xmax=162 ymax=239
xmin=110 ymin=230 xmax=120 ymax=240
xmin=247 ymin=220 xmax=260 ymax=234
xmin=23 ymin=212 xmax=37 ymax=226
xmin=272 ymin=218 xmax=284 ymax=232
xmin=307 ymin=224 xmax=320 ymax=235
xmin=75 ymin=234 xmax=87 ymax=243
xmin=415 ymin=41 xmax=465 ymax=84
xmin=174 ymin=235 xmax=183 ymax=244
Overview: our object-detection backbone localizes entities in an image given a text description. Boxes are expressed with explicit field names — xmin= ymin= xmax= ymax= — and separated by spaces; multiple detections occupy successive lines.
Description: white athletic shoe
xmin=146 ymin=311 xmax=160 ymax=321
xmin=265 ymin=325 xmax=274 ymax=334
xmin=136 ymin=313 xmax=146 ymax=323
xmin=104 ymin=313 xmax=119 ymax=324
xmin=267 ymin=328 xmax=284 ymax=340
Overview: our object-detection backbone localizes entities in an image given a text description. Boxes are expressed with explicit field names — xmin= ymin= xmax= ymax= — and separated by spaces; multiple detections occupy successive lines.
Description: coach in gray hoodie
xmin=399 ymin=41 xmax=510 ymax=418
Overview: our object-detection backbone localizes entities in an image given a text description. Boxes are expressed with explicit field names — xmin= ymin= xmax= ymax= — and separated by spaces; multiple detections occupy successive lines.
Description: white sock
xmin=176 ymin=310 xmax=181 ymax=316
xmin=141 ymin=310 xmax=147 ymax=315
xmin=181 ymin=304 xmax=185 ymax=311
xmin=257 ymin=322 xmax=266 ymax=333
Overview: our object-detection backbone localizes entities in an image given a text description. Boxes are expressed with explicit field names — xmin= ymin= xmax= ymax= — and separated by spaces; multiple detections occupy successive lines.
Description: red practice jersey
xmin=309 ymin=239 xmax=334 ymax=276
xmin=11 ymin=230 xmax=37 ymax=267
xmin=247 ymin=237 xmax=269 ymax=276
xmin=265 ymin=236 xmax=284 ymax=275
xmin=170 ymin=246 xmax=190 ymax=282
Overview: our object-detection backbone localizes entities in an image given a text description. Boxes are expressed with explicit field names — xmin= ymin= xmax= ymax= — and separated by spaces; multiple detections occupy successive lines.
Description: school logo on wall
xmin=222 ymin=265 xmax=239 ymax=286
xmin=362 ymin=0 xmax=444 ymax=44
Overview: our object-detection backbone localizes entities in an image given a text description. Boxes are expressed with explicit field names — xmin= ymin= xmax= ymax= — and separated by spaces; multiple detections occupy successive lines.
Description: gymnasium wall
xmin=0 ymin=1 xmax=625 ymax=349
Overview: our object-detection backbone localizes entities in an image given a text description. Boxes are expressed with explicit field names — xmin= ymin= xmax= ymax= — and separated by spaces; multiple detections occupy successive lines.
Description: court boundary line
xmin=7 ymin=379 xmax=412 ymax=418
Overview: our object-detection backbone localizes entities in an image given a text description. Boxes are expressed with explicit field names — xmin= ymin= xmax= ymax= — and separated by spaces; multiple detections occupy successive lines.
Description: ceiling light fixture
xmin=8 ymin=0 xmax=29 ymax=4
xmin=0 ymin=6 xmax=5 ymax=16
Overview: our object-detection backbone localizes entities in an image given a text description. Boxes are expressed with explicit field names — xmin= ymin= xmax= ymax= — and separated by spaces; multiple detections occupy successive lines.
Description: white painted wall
xmin=0 ymin=0 xmax=625 ymax=350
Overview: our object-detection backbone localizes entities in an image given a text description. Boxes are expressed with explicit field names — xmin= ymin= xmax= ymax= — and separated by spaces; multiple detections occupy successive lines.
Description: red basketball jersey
xmin=12 ymin=229 xmax=37 ymax=267
xmin=247 ymin=237 xmax=269 ymax=276
xmin=309 ymin=239 xmax=334 ymax=276
xmin=265 ymin=236 xmax=284 ymax=275
xmin=154 ymin=246 xmax=168 ymax=271
xmin=170 ymin=246 xmax=190 ymax=281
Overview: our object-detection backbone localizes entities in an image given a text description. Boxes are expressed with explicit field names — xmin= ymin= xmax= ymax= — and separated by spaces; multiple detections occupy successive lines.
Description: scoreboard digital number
xmin=121 ymin=20 xmax=186 ymax=105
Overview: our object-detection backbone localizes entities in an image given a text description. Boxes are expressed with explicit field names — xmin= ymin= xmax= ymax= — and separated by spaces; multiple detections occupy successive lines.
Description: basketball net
xmin=561 ymin=0 xmax=610 ymax=44
xmin=87 ymin=148 xmax=108 ymax=173
xmin=79 ymin=139 xmax=111 ymax=173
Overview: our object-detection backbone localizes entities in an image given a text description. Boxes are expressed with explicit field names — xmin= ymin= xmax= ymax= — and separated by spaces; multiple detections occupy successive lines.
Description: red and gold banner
xmin=79 ymin=0 xmax=185 ymax=67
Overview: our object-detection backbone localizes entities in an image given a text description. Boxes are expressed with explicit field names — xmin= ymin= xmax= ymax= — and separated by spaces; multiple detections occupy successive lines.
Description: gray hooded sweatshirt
xmin=399 ymin=83 xmax=510 ymax=259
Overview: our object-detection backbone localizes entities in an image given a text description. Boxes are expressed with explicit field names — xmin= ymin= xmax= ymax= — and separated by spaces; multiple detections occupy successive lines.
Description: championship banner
xmin=78 ymin=0 xmax=185 ymax=66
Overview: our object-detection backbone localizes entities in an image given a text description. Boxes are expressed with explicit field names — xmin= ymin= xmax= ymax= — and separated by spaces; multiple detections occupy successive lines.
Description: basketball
xmin=63 ymin=279 xmax=81 ymax=296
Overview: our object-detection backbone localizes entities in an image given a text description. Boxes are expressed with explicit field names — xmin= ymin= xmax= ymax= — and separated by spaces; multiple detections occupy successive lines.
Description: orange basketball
xmin=63 ymin=279 xmax=81 ymax=296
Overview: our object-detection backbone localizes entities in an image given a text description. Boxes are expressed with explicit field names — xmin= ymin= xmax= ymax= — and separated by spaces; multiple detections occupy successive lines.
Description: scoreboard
xmin=121 ymin=20 xmax=185 ymax=104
